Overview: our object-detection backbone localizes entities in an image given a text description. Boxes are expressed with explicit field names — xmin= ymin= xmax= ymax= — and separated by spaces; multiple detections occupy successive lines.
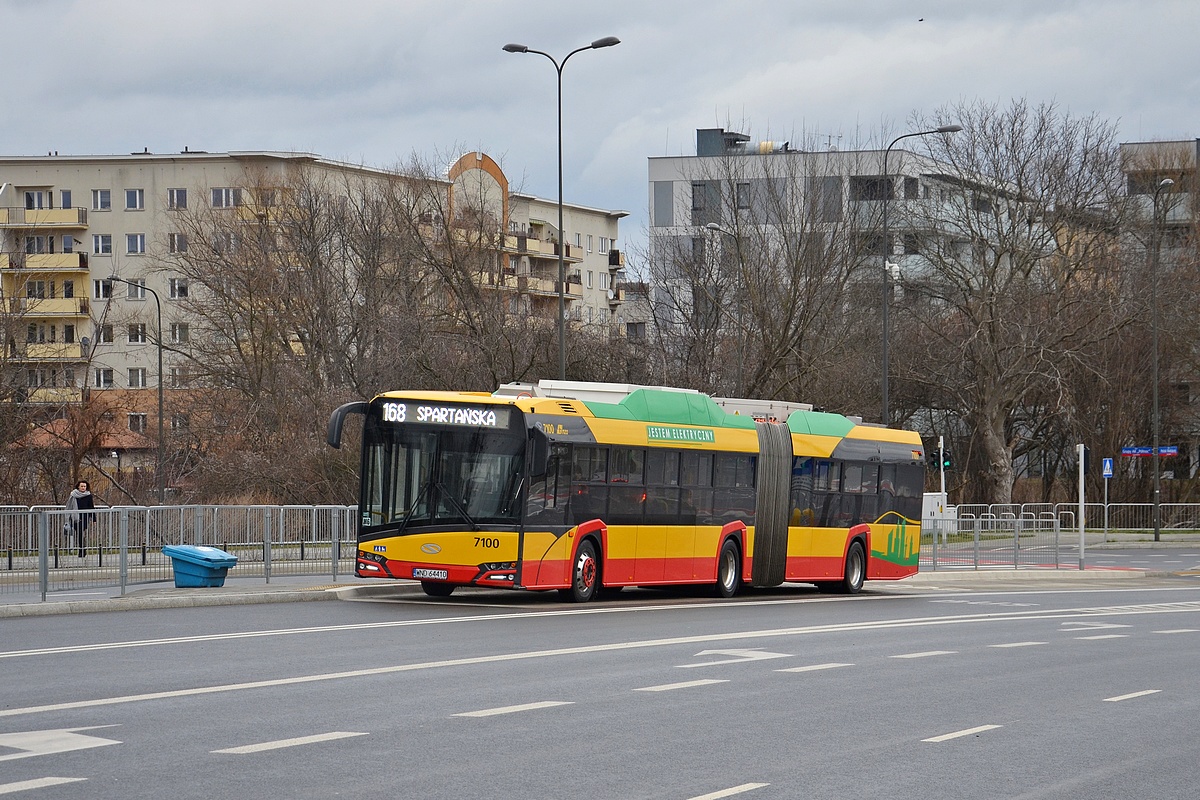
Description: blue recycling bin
xmin=162 ymin=545 xmax=239 ymax=588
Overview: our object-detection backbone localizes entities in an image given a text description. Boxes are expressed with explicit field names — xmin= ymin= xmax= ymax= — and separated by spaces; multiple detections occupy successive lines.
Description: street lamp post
xmin=110 ymin=275 xmax=165 ymax=505
xmin=881 ymin=124 xmax=962 ymax=423
xmin=1151 ymin=177 xmax=1175 ymax=542
xmin=503 ymin=36 xmax=620 ymax=381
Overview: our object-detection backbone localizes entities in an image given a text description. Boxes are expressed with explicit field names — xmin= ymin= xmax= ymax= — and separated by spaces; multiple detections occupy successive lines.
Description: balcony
xmin=1 ymin=252 xmax=89 ymax=271
xmin=20 ymin=342 xmax=86 ymax=360
xmin=24 ymin=386 xmax=84 ymax=404
xmin=0 ymin=207 xmax=88 ymax=228
xmin=16 ymin=297 xmax=90 ymax=317
xmin=607 ymin=286 xmax=625 ymax=306
xmin=608 ymin=249 xmax=626 ymax=269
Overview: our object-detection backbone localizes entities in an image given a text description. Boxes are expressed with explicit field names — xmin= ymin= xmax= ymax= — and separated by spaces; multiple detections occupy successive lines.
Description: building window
xmin=94 ymin=368 xmax=114 ymax=389
xmin=128 ymin=323 xmax=147 ymax=344
xmin=62 ymin=235 xmax=75 ymax=253
xmin=587 ymin=270 xmax=594 ymax=289
xmin=170 ymin=323 xmax=189 ymax=344
xmin=25 ymin=280 xmax=47 ymax=299
xmin=125 ymin=279 xmax=147 ymax=300
xmin=168 ymin=277 xmax=189 ymax=299
xmin=125 ymin=189 xmax=144 ymax=210
xmin=24 ymin=191 xmax=47 ymax=210
xmin=96 ymin=324 xmax=114 ymax=344
xmin=94 ymin=279 xmax=113 ymax=300
xmin=126 ymin=233 xmax=146 ymax=254
xmin=24 ymin=236 xmax=48 ymax=254
xmin=587 ymin=234 xmax=593 ymax=253
xmin=128 ymin=413 xmax=148 ymax=433
xmin=60 ymin=189 xmax=72 ymax=209
xmin=169 ymin=366 xmax=190 ymax=388
xmin=63 ymin=323 xmax=76 ymax=343
xmin=63 ymin=280 xmax=75 ymax=299
xmin=92 ymin=234 xmax=112 ymax=255
xmin=736 ymin=182 xmax=751 ymax=210
xmin=92 ymin=189 xmax=111 ymax=210
xmin=167 ymin=188 xmax=187 ymax=209
xmin=128 ymin=368 xmax=147 ymax=389
xmin=169 ymin=233 xmax=188 ymax=253
xmin=211 ymin=187 xmax=242 ymax=208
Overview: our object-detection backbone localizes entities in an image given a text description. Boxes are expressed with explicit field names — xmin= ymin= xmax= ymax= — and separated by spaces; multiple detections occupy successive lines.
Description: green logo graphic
xmin=882 ymin=515 xmax=919 ymax=566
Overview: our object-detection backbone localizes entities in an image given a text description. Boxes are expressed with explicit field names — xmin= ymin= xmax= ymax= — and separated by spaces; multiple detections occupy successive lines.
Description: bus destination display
xmin=380 ymin=401 xmax=508 ymax=428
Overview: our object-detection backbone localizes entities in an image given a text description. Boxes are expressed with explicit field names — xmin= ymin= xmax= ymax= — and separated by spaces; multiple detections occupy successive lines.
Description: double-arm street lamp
xmin=503 ymin=36 xmax=620 ymax=381
xmin=109 ymin=274 xmax=165 ymax=505
xmin=881 ymin=124 xmax=962 ymax=423
xmin=1151 ymin=177 xmax=1175 ymax=542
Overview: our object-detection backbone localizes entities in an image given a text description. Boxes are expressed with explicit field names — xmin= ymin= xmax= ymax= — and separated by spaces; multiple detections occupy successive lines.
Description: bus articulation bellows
xmin=326 ymin=381 xmax=925 ymax=601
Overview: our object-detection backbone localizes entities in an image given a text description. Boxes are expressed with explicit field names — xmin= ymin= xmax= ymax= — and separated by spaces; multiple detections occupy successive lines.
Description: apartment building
xmin=1 ymin=149 xmax=627 ymax=417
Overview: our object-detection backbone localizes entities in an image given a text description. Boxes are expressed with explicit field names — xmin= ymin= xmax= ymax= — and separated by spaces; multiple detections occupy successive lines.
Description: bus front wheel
xmin=561 ymin=540 xmax=600 ymax=603
xmin=714 ymin=538 xmax=741 ymax=598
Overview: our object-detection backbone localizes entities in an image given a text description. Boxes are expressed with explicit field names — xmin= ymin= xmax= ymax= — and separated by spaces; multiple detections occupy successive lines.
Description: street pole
xmin=110 ymin=275 xmax=165 ymax=505
xmin=1151 ymin=178 xmax=1174 ymax=542
xmin=880 ymin=124 xmax=961 ymax=424
xmin=503 ymin=36 xmax=620 ymax=381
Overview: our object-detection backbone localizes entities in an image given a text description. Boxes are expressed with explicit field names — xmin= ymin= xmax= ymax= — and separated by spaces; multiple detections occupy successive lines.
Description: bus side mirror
xmin=327 ymin=401 xmax=368 ymax=449
xmin=529 ymin=428 xmax=550 ymax=477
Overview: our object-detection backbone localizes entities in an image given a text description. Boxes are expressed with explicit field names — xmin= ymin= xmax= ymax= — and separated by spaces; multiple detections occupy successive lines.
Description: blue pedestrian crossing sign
xmin=1102 ymin=457 xmax=1114 ymax=478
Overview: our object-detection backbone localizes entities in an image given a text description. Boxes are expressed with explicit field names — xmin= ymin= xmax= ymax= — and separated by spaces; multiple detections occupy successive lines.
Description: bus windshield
xmin=362 ymin=422 xmax=525 ymax=531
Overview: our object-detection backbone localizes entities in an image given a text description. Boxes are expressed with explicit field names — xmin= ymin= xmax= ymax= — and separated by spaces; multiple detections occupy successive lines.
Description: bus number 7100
xmin=475 ymin=537 xmax=500 ymax=549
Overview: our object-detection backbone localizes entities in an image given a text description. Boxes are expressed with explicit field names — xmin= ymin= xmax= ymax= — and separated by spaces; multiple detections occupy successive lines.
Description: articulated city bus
xmin=326 ymin=381 xmax=924 ymax=601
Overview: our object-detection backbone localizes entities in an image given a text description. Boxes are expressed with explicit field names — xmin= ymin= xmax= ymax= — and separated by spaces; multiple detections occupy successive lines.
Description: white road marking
xmin=0 ymin=778 xmax=87 ymax=795
xmin=0 ymin=727 xmax=121 ymax=762
xmin=688 ymin=783 xmax=770 ymax=799
xmin=1103 ymin=690 xmax=1161 ymax=703
xmin=1154 ymin=629 xmax=1199 ymax=634
xmin=1075 ymin=634 xmax=1128 ymax=640
xmin=5 ymin=598 xmax=1200 ymax=662
xmin=212 ymin=731 xmax=367 ymax=754
xmin=7 ymin=600 xmax=1200 ymax=719
xmin=776 ymin=663 xmax=855 ymax=673
xmin=891 ymin=650 xmax=957 ymax=659
xmin=453 ymin=701 xmax=572 ymax=717
xmin=635 ymin=679 xmax=728 ymax=692
xmin=923 ymin=724 xmax=1003 ymax=742
xmin=1061 ymin=622 xmax=1131 ymax=630
xmin=679 ymin=649 xmax=791 ymax=668
xmin=989 ymin=641 xmax=1047 ymax=648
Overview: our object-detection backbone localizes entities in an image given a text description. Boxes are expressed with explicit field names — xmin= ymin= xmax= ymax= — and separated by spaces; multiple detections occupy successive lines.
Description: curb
xmin=2 ymin=571 xmax=1179 ymax=617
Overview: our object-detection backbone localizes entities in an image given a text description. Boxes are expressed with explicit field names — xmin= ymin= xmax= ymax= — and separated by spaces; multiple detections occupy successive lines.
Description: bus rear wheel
xmin=817 ymin=540 xmax=866 ymax=595
xmin=714 ymin=538 xmax=741 ymax=598
xmin=560 ymin=539 xmax=600 ymax=603
xmin=421 ymin=582 xmax=455 ymax=597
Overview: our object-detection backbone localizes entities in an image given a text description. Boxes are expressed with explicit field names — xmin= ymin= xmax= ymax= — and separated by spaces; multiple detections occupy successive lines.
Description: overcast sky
xmin=4 ymin=0 xmax=1198 ymax=262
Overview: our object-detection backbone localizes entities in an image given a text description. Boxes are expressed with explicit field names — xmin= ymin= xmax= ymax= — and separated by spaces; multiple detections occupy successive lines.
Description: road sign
xmin=1102 ymin=457 xmax=1114 ymax=478
xmin=1121 ymin=446 xmax=1178 ymax=457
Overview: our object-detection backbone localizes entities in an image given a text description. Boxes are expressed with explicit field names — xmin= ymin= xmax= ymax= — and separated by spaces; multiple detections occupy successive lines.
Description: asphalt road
xmin=2 ymin=579 xmax=1199 ymax=799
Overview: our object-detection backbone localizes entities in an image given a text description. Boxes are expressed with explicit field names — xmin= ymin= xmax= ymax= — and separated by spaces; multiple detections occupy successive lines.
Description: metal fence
xmin=0 ymin=505 xmax=357 ymax=600
xmin=920 ymin=502 xmax=1200 ymax=570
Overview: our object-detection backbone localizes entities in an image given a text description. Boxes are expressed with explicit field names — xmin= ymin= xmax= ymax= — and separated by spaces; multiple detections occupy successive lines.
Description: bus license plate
xmin=413 ymin=568 xmax=449 ymax=580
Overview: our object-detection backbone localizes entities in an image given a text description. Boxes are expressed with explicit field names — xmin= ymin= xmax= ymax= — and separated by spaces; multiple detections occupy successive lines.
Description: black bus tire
xmin=561 ymin=539 xmax=600 ymax=603
xmin=714 ymin=538 xmax=741 ymax=598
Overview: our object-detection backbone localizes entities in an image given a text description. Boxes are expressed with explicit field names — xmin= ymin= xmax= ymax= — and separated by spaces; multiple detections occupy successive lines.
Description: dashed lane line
xmin=775 ymin=663 xmax=855 ymax=673
xmin=687 ymin=783 xmax=770 ymax=799
xmin=923 ymin=724 xmax=1003 ymax=743
xmin=212 ymin=731 xmax=368 ymax=754
xmin=0 ymin=778 xmax=86 ymax=795
xmin=1103 ymin=690 xmax=1161 ymax=703
xmin=635 ymin=679 xmax=728 ymax=692
xmin=452 ymin=701 xmax=573 ymax=718
xmin=891 ymin=650 xmax=957 ymax=659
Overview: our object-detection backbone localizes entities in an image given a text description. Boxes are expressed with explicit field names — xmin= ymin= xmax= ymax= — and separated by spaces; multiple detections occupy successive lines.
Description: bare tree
xmin=893 ymin=99 xmax=1132 ymax=504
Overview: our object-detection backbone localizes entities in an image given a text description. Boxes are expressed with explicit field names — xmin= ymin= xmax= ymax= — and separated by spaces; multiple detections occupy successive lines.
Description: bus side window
xmin=790 ymin=457 xmax=815 ymax=526
xmin=570 ymin=446 xmax=609 ymax=524
xmin=527 ymin=444 xmax=570 ymax=526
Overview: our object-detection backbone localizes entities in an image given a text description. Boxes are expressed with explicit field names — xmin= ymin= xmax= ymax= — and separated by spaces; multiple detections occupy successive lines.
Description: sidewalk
xmin=1 ymin=566 xmax=1179 ymax=618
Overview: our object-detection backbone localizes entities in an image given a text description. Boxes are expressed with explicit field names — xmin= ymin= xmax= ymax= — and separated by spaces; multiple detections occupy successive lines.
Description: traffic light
xmin=940 ymin=450 xmax=953 ymax=471
xmin=925 ymin=448 xmax=953 ymax=470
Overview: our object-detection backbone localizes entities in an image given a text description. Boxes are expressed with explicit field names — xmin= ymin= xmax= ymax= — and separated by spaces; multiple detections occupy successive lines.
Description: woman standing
xmin=65 ymin=480 xmax=97 ymax=558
